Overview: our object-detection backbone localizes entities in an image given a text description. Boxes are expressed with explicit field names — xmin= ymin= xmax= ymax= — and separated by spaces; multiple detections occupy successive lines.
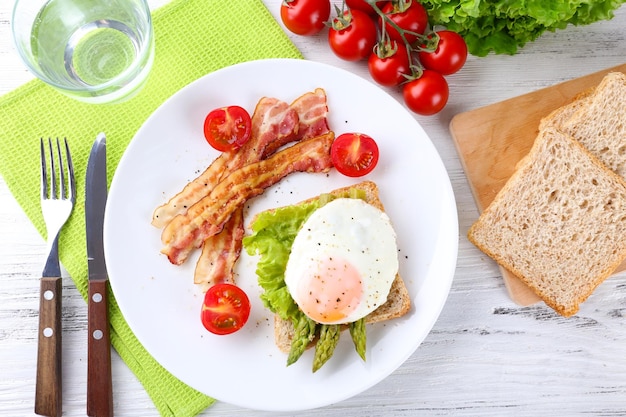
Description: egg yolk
xmin=296 ymin=256 xmax=363 ymax=324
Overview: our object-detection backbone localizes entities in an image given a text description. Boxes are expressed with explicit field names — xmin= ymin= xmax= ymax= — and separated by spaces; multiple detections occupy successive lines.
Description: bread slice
xmin=468 ymin=127 xmax=626 ymax=317
xmin=560 ymin=72 xmax=626 ymax=178
xmin=265 ymin=180 xmax=411 ymax=353
xmin=538 ymin=87 xmax=595 ymax=131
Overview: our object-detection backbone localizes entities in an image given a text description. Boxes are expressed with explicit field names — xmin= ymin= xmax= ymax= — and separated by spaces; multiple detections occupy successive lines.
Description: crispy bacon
xmin=161 ymin=132 xmax=335 ymax=265
xmin=151 ymin=155 xmax=227 ymax=228
xmin=151 ymin=97 xmax=299 ymax=228
xmin=290 ymin=88 xmax=331 ymax=141
xmin=194 ymin=206 xmax=244 ymax=290
xmin=193 ymin=89 xmax=329 ymax=287
xmin=192 ymin=98 xmax=300 ymax=287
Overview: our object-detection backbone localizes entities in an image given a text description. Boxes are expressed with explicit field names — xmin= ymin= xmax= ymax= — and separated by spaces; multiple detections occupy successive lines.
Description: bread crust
xmin=259 ymin=180 xmax=411 ymax=353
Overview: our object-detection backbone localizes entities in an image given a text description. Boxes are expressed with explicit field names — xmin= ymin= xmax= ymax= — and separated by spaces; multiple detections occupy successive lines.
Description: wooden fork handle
xmin=87 ymin=280 xmax=113 ymax=417
xmin=35 ymin=277 xmax=62 ymax=417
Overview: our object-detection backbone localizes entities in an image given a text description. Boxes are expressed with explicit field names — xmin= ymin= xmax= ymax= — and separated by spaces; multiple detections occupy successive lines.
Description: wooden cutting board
xmin=450 ymin=63 xmax=626 ymax=306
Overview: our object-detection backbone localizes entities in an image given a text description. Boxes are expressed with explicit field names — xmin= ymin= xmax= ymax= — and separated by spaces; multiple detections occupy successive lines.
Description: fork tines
xmin=40 ymin=137 xmax=76 ymax=202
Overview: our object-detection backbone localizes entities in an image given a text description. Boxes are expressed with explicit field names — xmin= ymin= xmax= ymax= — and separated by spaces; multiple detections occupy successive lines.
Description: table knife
xmin=85 ymin=133 xmax=113 ymax=417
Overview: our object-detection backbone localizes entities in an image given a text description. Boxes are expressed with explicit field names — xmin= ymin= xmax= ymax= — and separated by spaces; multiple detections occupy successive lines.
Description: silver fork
xmin=35 ymin=138 xmax=76 ymax=417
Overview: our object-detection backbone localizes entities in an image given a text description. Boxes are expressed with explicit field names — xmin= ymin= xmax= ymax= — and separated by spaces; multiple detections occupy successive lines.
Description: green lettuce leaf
xmin=421 ymin=0 xmax=626 ymax=56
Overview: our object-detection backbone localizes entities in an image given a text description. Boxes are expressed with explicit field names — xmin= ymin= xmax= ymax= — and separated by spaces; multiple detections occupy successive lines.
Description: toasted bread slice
xmin=468 ymin=127 xmax=626 ymax=317
xmin=264 ymin=180 xmax=411 ymax=353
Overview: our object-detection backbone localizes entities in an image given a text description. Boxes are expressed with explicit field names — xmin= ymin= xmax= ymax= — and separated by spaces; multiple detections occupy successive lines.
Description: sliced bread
xmin=560 ymin=72 xmax=626 ymax=178
xmin=268 ymin=180 xmax=411 ymax=353
xmin=468 ymin=127 xmax=626 ymax=317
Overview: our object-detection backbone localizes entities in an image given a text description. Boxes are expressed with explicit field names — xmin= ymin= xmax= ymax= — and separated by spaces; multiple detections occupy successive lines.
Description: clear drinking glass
xmin=12 ymin=0 xmax=155 ymax=104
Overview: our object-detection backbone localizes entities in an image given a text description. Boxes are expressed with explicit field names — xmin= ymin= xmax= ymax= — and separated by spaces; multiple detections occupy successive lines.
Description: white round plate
xmin=104 ymin=58 xmax=458 ymax=412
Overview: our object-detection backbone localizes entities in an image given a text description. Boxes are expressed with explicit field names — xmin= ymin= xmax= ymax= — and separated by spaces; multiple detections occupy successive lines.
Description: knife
xmin=85 ymin=133 xmax=113 ymax=417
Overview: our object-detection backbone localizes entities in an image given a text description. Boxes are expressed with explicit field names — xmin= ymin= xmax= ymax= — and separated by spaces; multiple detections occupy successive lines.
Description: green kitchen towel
xmin=0 ymin=0 xmax=302 ymax=415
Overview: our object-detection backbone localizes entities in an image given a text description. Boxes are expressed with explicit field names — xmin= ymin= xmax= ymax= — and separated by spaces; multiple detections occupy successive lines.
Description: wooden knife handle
xmin=87 ymin=280 xmax=113 ymax=417
xmin=35 ymin=277 xmax=62 ymax=417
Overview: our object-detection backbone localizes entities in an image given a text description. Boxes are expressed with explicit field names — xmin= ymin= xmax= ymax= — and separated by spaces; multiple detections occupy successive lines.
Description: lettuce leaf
xmin=421 ymin=0 xmax=626 ymax=56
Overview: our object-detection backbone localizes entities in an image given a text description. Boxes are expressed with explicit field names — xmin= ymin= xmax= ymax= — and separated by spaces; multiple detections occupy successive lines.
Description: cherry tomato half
xmin=203 ymin=106 xmax=252 ymax=152
xmin=381 ymin=0 xmax=428 ymax=44
xmin=331 ymin=133 xmax=380 ymax=177
xmin=368 ymin=41 xmax=411 ymax=87
xmin=201 ymin=283 xmax=251 ymax=335
xmin=328 ymin=9 xmax=378 ymax=61
xmin=280 ymin=0 xmax=331 ymax=36
xmin=418 ymin=30 xmax=468 ymax=75
xmin=402 ymin=70 xmax=449 ymax=116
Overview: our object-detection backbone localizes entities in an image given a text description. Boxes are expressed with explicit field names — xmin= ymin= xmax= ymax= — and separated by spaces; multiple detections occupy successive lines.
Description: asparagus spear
xmin=312 ymin=324 xmax=340 ymax=372
xmin=287 ymin=314 xmax=317 ymax=366
xmin=349 ymin=318 xmax=367 ymax=361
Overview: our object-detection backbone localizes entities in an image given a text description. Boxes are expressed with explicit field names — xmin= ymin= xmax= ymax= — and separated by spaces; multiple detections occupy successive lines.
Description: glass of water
xmin=12 ymin=0 xmax=154 ymax=104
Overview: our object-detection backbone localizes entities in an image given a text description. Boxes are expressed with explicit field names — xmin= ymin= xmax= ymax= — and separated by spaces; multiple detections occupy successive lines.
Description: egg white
xmin=284 ymin=198 xmax=399 ymax=325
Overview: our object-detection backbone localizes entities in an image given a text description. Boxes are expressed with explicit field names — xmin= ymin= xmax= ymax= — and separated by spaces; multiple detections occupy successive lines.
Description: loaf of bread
xmin=468 ymin=127 xmax=626 ymax=317
xmin=268 ymin=180 xmax=411 ymax=353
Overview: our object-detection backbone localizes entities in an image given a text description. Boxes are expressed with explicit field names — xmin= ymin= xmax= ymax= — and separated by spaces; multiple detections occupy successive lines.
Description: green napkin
xmin=0 ymin=0 xmax=301 ymax=415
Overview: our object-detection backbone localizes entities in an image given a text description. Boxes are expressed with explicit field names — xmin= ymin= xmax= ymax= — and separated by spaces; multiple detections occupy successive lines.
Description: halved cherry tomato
xmin=280 ymin=0 xmax=331 ymax=36
xmin=402 ymin=70 xmax=449 ymax=116
xmin=328 ymin=9 xmax=378 ymax=61
xmin=418 ymin=30 xmax=468 ymax=75
xmin=201 ymin=283 xmax=251 ymax=335
xmin=331 ymin=133 xmax=379 ymax=177
xmin=380 ymin=0 xmax=428 ymax=44
xmin=203 ymin=106 xmax=252 ymax=152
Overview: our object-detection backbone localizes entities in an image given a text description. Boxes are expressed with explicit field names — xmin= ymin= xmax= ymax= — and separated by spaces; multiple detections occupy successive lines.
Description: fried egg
xmin=284 ymin=198 xmax=399 ymax=325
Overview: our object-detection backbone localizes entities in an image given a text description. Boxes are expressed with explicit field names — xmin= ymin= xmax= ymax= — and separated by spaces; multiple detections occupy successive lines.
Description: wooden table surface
xmin=1 ymin=1 xmax=625 ymax=416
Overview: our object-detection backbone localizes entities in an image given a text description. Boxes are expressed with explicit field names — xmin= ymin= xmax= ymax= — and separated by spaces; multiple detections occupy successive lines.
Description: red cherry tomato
xmin=402 ymin=70 xmax=449 ymax=116
xmin=331 ymin=133 xmax=379 ymax=177
xmin=203 ymin=106 xmax=252 ymax=152
xmin=418 ymin=30 xmax=468 ymax=75
xmin=201 ymin=283 xmax=251 ymax=335
xmin=328 ymin=9 xmax=378 ymax=61
xmin=380 ymin=0 xmax=428 ymax=44
xmin=280 ymin=0 xmax=331 ymax=36
xmin=345 ymin=0 xmax=388 ymax=15
xmin=368 ymin=41 xmax=411 ymax=87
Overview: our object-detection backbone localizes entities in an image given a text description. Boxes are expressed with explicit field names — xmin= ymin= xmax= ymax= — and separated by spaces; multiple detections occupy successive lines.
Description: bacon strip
xmin=151 ymin=97 xmax=299 ymax=228
xmin=161 ymin=132 xmax=335 ymax=265
xmin=289 ymin=88 xmax=331 ymax=142
xmin=193 ymin=89 xmax=329 ymax=287
xmin=194 ymin=206 xmax=245 ymax=290
xmin=191 ymin=97 xmax=300 ymax=286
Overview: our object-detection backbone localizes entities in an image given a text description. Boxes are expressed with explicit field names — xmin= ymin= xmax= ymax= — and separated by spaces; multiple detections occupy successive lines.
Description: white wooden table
xmin=2 ymin=1 xmax=626 ymax=416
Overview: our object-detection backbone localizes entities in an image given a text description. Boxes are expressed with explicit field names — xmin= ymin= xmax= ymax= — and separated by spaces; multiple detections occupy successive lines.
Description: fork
xmin=35 ymin=138 xmax=76 ymax=417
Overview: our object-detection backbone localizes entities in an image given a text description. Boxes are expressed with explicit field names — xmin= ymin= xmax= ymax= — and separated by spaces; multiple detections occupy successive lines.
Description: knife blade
xmin=85 ymin=132 xmax=113 ymax=417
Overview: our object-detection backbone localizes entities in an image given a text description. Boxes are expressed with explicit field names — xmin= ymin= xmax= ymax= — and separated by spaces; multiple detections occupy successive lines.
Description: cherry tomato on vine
xmin=380 ymin=0 xmax=428 ymax=44
xmin=331 ymin=132 xmax=380 ymax=177
xmin=346 ymin=0 xmax=388 ymax=15
xmin=368 ymin=41 xmax=411 ymax=87
xmin=280 ymin=0 xmax=331 ymax=36
xmin=203 ymin=106 xmax=252 ymax=152
xmin=402 ymin=70 xmax=449 ymax=116
xmin=418 ymin=30 xmax=468 ymax=75
xmin=328 ymin=9 xmax=378 ymax=61
xmin=201 ymin=283 xmax=251 ymax=335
